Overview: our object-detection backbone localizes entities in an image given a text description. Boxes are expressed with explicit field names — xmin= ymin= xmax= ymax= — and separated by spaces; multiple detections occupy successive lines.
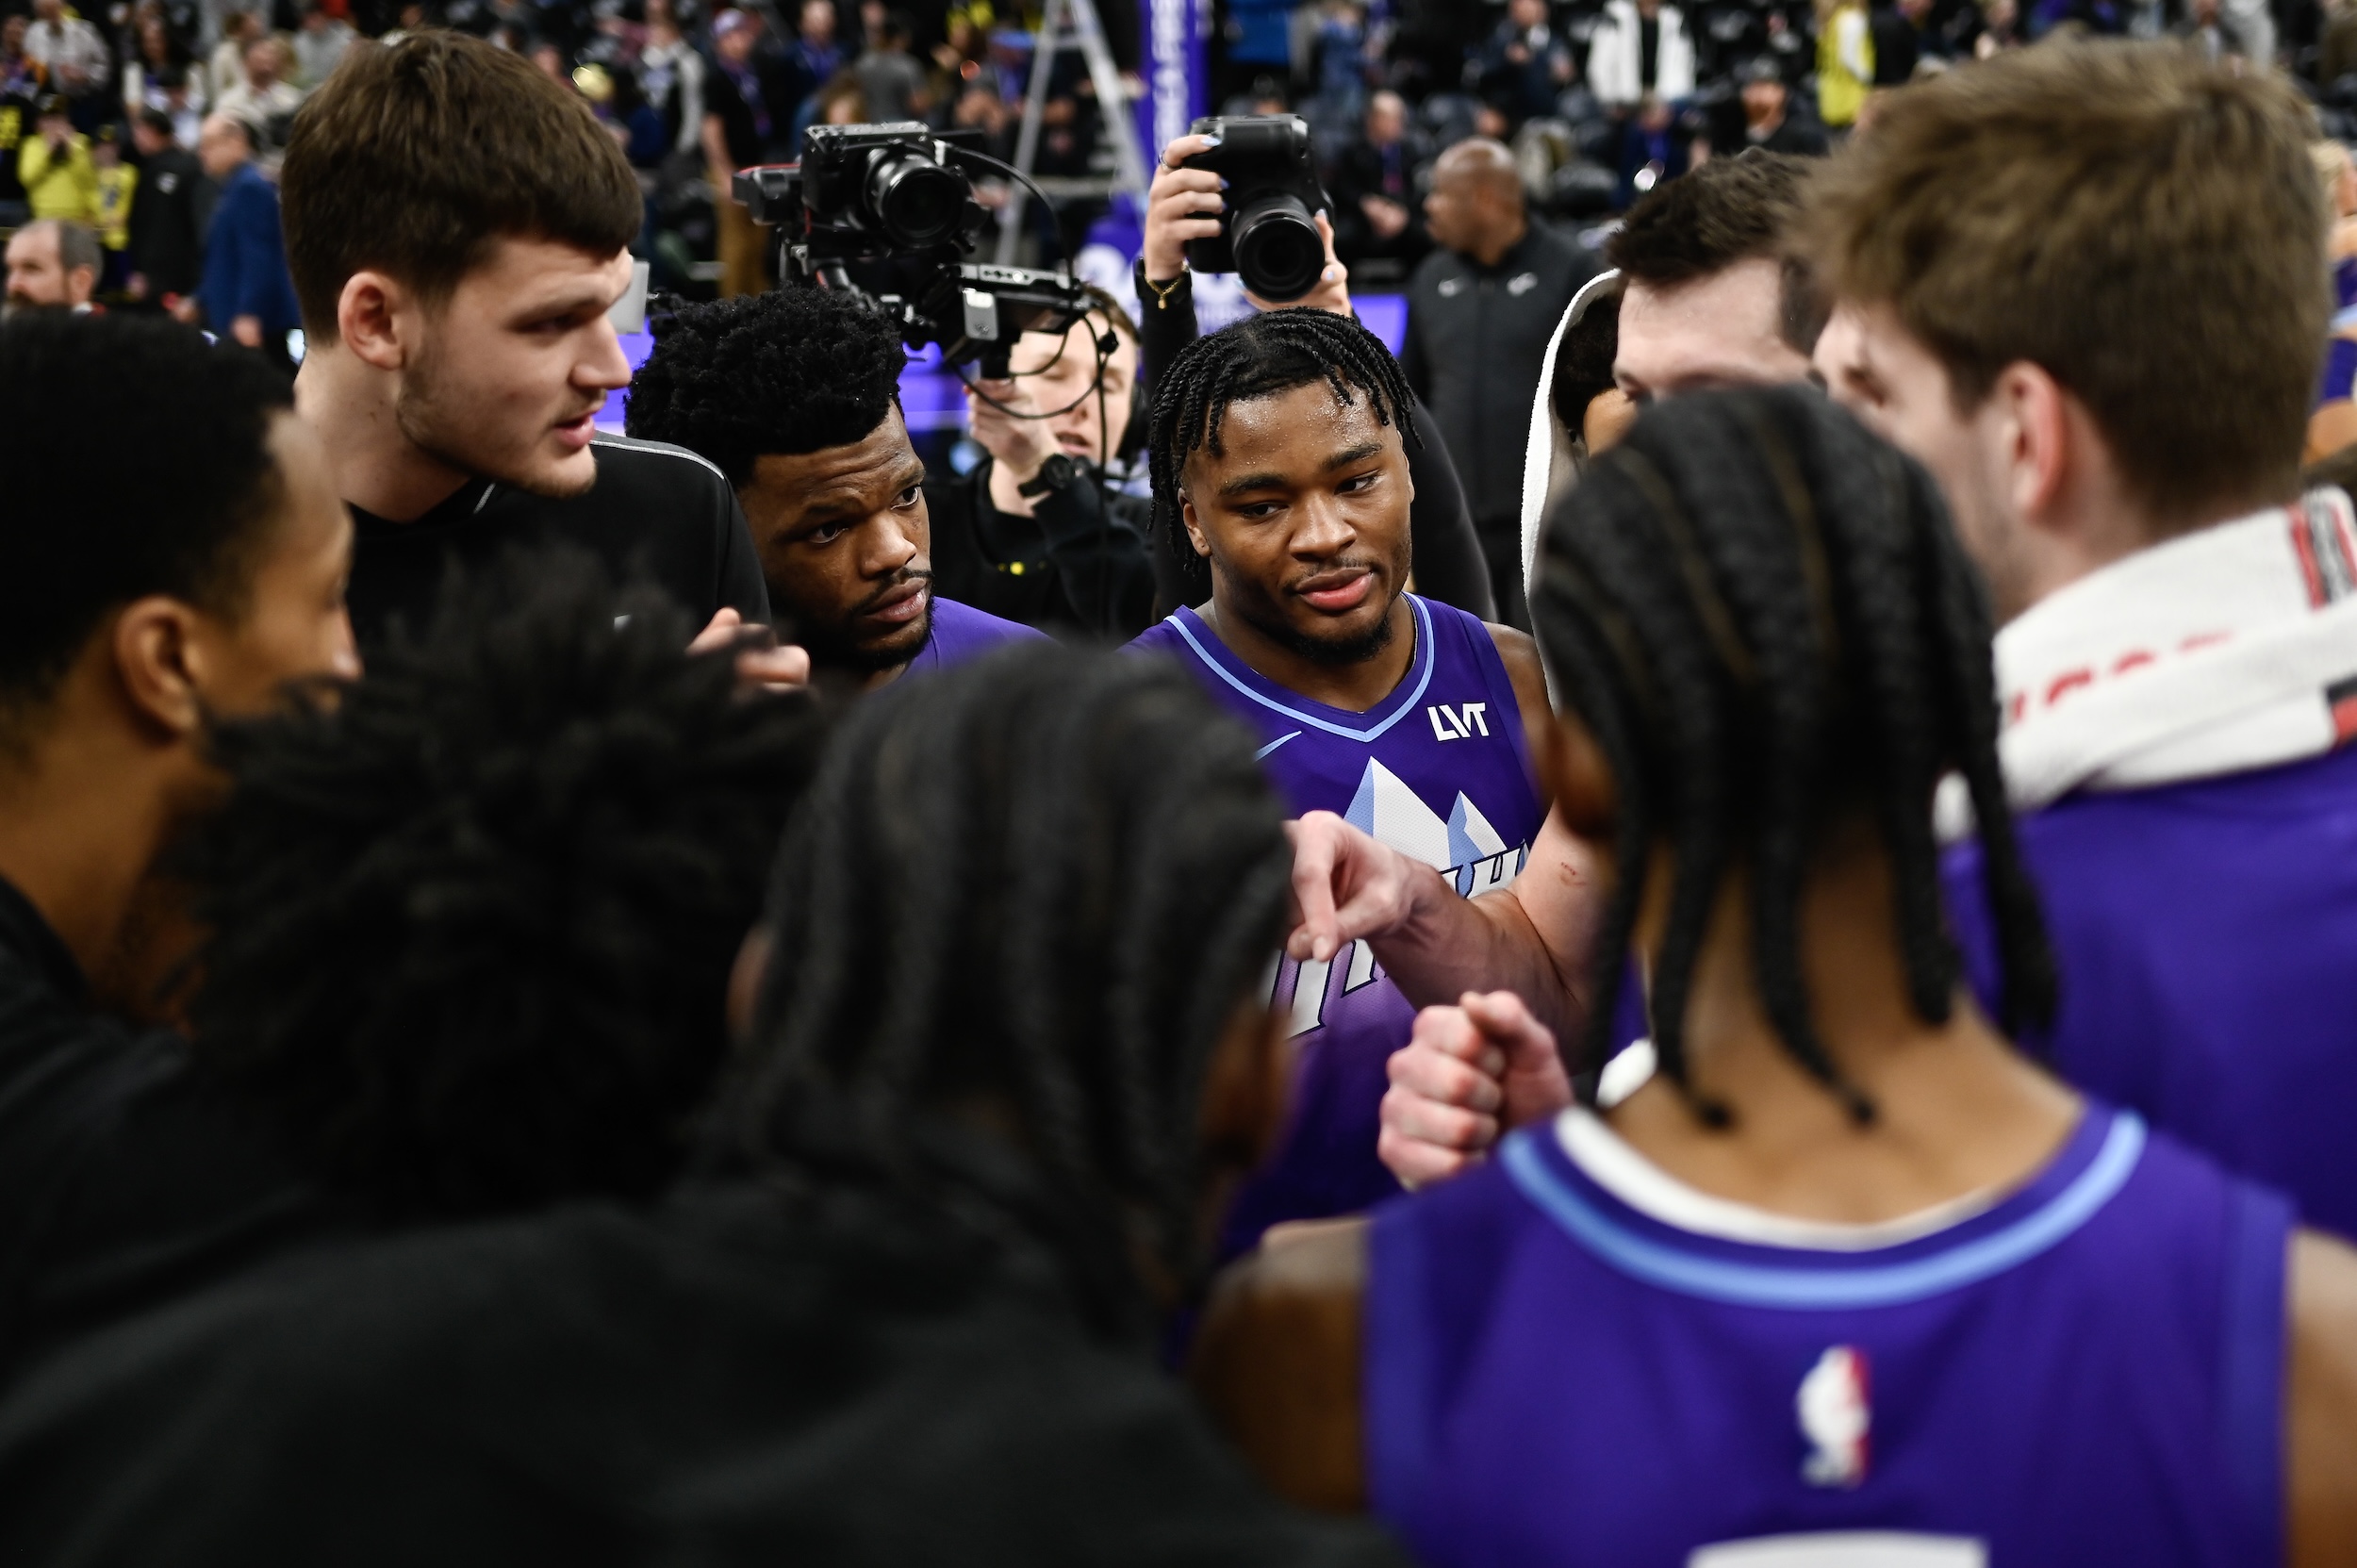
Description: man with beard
xmin=625 ymin=285 xmax=1044 ymax=690
xmin=2 ymin=218 xmax=97 ymax=312
xmin=282 ymin=31 xmax=794 ymax=683
xmin=1127 ymin=308 xmax=1551 ymax=1256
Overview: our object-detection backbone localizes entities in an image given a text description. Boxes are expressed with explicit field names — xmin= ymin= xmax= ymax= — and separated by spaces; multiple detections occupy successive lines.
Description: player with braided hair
xmin=627 ymin=284 xmax=1043 ymax=691
xmin=724 ymin=643 xmax=1306 ymax=1327
xmin=1129 ymin=307 xmax=1553 ymax=1257
xmin=1195 ymin=387 xmax=2357 ymax=1564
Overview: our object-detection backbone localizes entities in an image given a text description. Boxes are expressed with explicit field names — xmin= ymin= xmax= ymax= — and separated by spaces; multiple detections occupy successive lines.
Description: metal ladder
xmin=990 ymin=0 xmax=1153 ymax=264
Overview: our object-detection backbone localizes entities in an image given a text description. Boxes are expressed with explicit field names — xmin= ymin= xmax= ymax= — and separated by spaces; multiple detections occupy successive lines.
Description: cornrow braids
xmin=719 ymin=643 xmax=1294 ymax=1332
xmin=1529 ymin=386 xmax=2055 ymax=1125
xmin=1146 ymin=307 xmax=1420 ymax=566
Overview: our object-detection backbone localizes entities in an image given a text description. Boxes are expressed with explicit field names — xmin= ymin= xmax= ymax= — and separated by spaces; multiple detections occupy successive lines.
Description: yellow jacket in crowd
xmin=20 ymin=130 xmax=100 ymax=224
xmin=94 ymin=162 xmax=135 ymax=251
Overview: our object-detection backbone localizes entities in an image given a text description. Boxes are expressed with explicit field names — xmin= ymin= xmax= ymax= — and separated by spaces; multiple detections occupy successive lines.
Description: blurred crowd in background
xmin=8 ymin=0 xmax=2353 ymax=328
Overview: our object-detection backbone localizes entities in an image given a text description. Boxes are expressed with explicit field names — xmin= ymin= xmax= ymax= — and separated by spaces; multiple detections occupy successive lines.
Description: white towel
xmin=1938 ymin=488 xmax=2357 ymax=835
xmin=1517 ymin=270 xmax=1624 ymax=625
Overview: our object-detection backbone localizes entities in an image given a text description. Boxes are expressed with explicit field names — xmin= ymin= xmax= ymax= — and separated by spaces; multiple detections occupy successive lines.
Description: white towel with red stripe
xmin=1953 ymin=489 xmax=2357 ymax=829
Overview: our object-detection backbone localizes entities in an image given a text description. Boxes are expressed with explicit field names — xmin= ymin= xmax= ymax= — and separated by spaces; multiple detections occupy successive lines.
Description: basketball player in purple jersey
xmin=1306 ymin=48 xmax=2357 ymax=1248
xmin=1192 ymin=387 xmax=2357 ymax=1564
xmin=1127 ymin=308 xmax=1552 ymax=1254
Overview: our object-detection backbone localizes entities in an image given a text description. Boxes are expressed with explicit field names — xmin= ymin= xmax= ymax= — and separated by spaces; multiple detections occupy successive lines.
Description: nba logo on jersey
xmin=1798 ymin=1345 xmax=1871 ymax=1488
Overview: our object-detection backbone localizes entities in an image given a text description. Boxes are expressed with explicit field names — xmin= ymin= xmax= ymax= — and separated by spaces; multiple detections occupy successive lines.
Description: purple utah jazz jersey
xmin=905 ymin=596 xmax=1047 ymax=675
xmin=1367 ymin=1104 xmax=2290 ymax=1568
xmin=1128 ymin=595 xmax=1544 ymax=1256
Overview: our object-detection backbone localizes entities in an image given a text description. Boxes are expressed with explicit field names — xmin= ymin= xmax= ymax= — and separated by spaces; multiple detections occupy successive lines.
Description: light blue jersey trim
xmin=1163 ymin=597 xmax=1437 ymax=744
xmin=1501 ymin=1112 xmax=2146 ymax=1310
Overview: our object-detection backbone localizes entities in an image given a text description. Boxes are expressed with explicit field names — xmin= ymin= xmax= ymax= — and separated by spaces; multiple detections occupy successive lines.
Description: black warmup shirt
xmin=0 ymin=1184 xmax=1414 ymax=1568
xmin=1401 ymin=223 xmax=1599 ymax=528
xmin=0 ymin=877 xmax=341 ymax=1386
xmin=345 ymin=436 xmax=772 ymax=650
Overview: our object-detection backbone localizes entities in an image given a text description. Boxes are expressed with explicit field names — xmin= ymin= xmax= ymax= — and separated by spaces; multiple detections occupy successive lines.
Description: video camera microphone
xmin=733 ymin=123 xmax=1094 ymax=379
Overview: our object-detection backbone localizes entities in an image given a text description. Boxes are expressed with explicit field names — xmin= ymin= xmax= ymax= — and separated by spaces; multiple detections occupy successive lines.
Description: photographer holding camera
xmin=1136 ymin=126 xmax=1494 ymax=621
xmin=926 ymin=285 xmax=1158 ymax=639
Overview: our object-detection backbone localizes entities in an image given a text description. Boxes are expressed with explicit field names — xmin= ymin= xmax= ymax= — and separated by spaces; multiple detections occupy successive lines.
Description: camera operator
xmin=283 ymin=32 xmax=801 ymax=687
xmin=1135 ymin=130 xmax=1495 ymax=621
xmin=925 ymin=285 xmax=1158 ymax=639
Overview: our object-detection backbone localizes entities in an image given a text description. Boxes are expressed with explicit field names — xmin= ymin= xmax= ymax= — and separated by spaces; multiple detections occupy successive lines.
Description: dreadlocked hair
xmin=720 ymin=642 xmax=1292 ymax=1333
xmin=1146 ymin=307 xmax=1420 ymax=569
xmin=1529 ymin=386 xmax=2055 ymax=1127
xmin=178 ymin=546 xmax=828 ymax=1220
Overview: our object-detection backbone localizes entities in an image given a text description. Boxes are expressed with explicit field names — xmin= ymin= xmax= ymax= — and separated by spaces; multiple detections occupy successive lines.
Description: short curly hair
xmin=625 ymin=285 xmax=907 ymax=486
xmin=177 ymin=548 xmax=829 ymax=1220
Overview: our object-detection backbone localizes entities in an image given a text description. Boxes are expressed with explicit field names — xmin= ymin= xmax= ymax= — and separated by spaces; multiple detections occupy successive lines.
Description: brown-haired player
xmin=1603 ymin=148 xmax=1820 ymax=405
xmin=284 ymin=31 xmax=799 ymax=683
xmin=1299 ymin=46 xmax=2357 ymax=1440
xmin=1515 ymin=152 xmax=1826 ymax=632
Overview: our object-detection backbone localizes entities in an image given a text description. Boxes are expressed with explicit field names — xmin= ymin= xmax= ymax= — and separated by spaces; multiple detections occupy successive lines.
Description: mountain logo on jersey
xmin=1276 ymin=759 xmax=1536 ymax=1038
xmin=1797 ymin=1345 xmax=1871 ymax=1488
xmin=1345 ymin=758 xmax=1527 ymax=897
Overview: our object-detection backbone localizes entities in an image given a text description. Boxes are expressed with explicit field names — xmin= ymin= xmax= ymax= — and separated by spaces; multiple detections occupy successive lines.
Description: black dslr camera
xmin=1179 ymin=115 xmax=1329 ymax=303
xmin=734 ymin=123 xmax=1093 ymax=377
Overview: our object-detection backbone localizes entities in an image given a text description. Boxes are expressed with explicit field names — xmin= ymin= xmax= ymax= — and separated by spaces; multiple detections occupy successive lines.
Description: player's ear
xmin=1179 ymin=491 xmax=1213 ymax=559
xmin=1541 ymin=706 xmax=1614 ymax=841
xmin=338 ymin=270 xmax=411 ymax=371
xmin=1197 ymin=999 xmax=1293 ymax=1179
xmin=108 ymin=595 xmax=209 ymax=740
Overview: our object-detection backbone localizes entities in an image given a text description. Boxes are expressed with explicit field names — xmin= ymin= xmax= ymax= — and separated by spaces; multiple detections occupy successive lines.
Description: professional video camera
xmin=1177 ymin=115 xmax=1329 ymax=303
xmin=733 ymin=123 xmax=1094 ymax=378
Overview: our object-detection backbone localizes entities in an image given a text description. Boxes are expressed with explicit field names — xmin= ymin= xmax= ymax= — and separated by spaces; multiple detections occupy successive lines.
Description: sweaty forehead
xmin=748 ymin=406 xmax=917 ymax=508
xmin=1190 ymin=378 xmax=1393 ymax=478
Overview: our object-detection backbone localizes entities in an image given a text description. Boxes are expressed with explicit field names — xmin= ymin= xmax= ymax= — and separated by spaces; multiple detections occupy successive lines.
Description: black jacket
xmin=1132 ymin=261 xmax=1496 ymax=620
xmin=925 ymin=459 xmax=1158 ymax=641
xmin=1327 ymin=137 xmax=1433 ymax=267
xmin=0 ymin=1185 xmax=1413 ymax=1568
xmin=1400 ymin=223 xmax=1598 ymax=524
xmin=125 ymin=145 xmax=205 ymax=301
xmin=0 ymin=877 xmax=339 ymax=1386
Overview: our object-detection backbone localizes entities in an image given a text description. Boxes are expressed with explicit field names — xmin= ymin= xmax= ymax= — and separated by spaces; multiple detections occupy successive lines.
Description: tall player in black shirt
xmin=279 ymin=31 xmax=801 ymax=685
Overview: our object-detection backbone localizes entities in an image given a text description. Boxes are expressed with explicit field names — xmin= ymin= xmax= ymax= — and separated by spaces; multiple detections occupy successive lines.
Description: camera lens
xmin=1229 ymin=192 xmax=1325 ymax=302
xmin=866 ymin=154 xmax=969 ymax=248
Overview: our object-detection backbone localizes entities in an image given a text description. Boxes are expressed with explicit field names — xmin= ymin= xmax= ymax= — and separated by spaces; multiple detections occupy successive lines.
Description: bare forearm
xmin=1367 ymin=830 xmax=1603 ymax=1037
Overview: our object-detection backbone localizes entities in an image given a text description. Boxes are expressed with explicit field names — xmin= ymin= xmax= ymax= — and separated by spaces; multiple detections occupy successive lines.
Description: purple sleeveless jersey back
xmin=1129 ymin=595 xmax=1545 ymax=1256
xmin=905 ymin=596 xmax=1047 ymax=675
xmin=1366 ymin=1104 xmax=2290 ymax=1568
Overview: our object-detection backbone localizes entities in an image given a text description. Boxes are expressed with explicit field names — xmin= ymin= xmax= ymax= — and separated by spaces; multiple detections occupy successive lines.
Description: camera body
xmin=794 ymin=122 xmax=986 ymax=257
xmin=1179 ymin=115 xmax=1329 ymax=303
xmin=733 ymin=123 xmax=1092 ymax=376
